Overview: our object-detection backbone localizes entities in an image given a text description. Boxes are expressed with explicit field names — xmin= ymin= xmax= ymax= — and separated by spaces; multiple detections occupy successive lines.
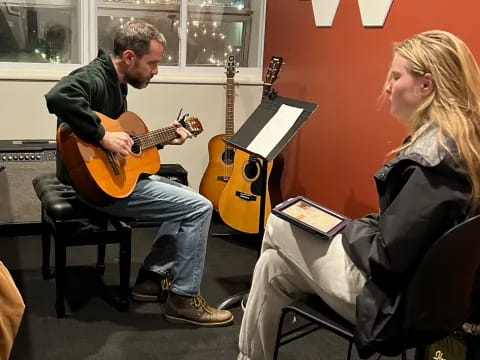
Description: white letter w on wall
xmin=311 ymin=0 xmax=394 ymax=27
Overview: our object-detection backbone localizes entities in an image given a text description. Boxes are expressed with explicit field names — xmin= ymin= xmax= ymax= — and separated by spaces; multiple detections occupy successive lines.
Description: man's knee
xmin=199 ymin=197 xmax=213 ymax=214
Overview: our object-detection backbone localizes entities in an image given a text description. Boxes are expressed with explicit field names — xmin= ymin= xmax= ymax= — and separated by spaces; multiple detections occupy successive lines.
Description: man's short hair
xmin=113 ymin=20 xmax=166 ymax=58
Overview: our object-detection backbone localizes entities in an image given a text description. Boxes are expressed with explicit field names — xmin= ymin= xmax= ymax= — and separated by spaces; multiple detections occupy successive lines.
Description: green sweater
xmin=45 ymin=49 xmax=128 ymax=183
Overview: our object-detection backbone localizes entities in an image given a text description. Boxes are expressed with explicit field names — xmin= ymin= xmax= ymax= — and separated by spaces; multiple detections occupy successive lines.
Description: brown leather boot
xmin=164 ymin=293 xmax=234 ymax=327
xmin=131 ymin=268 xmax=171 ymax=302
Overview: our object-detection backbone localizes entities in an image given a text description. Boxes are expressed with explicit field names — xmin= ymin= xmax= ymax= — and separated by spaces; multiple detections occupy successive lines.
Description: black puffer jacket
xmin=342 ymin=123 xmax=472 ymax=357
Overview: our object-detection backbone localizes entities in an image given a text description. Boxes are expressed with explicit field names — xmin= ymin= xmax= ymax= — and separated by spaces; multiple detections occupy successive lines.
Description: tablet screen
xmin=281 ymin=199 xmax=343 ymax=233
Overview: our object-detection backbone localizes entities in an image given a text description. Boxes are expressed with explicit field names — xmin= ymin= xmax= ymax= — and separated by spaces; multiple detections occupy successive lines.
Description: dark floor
xmin=1 ymin=220 xmax=413 ymax=360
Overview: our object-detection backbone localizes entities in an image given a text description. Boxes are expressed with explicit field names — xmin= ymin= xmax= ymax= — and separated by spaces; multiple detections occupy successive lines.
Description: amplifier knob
xmin=36 ymin=155 xmax=42 ymax=160
xmin=8 ymin=156 xmax=12 ymax=160
xmin=25 ymin=155 xmax=30 ymax=160
xmin=19 ymin=155 xmax=24 ymax=160
xmin=13 ymin=156 xmax=18 ymax=160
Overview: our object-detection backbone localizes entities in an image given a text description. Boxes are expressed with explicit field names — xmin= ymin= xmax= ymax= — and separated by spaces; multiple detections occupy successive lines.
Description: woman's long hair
xmin=395 ymin=30 xmax=480 ymax=210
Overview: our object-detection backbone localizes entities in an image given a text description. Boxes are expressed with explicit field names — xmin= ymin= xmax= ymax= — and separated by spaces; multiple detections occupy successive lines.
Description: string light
xmin=103 ymin=1 xmax=245 ymax=67
xmin=101 ymin=0 xmax=244 ymax=6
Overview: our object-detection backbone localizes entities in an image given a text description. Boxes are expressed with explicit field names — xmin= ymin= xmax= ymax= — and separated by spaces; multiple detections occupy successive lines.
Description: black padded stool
xmin=32 ymin=172 xmax=132 ymax=318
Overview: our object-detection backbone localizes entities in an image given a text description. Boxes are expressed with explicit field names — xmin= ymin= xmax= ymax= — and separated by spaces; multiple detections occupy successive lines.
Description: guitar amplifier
xmin=0 ymin=140 xmax=57 ymax=227
xmin=156 ymin=163 xmax=188 ymax=186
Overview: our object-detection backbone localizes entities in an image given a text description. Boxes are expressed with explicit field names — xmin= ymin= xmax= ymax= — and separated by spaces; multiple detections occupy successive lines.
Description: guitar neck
xmin=137 ymin=126 xmax=179 ymax=149
xmin=226 ymin=77 xmax=235 ymax=140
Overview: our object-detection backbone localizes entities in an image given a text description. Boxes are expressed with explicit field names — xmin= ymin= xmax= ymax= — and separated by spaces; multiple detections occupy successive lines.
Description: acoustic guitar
xmin=57 ymin=111 xmax=203 ymax=205
xmin=218 ymin=56 xmax=283 ymax=233
xmin=199 ymin=55 xmax=237 ymax=209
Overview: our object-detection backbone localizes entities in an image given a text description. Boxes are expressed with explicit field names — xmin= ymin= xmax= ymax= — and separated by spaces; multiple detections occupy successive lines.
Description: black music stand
xmin=217 ymin=94 xmax=317 ymax=309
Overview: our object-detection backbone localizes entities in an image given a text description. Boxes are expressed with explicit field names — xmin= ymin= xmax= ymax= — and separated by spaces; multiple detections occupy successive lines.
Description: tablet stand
xmin=216 ymin=94 xmax=317 ymax=309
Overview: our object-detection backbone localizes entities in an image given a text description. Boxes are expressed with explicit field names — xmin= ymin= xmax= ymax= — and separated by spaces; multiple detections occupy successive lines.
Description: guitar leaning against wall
xmin=218 ymin=56 xmax=283 ymax=234
xmin=57 ymin=111 xmax=203 ymax=205
xmin=199 ymin=55 xmax=237 ymax=210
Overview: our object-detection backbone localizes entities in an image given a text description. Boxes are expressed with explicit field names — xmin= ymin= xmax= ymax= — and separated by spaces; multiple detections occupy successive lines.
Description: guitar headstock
xmin=225 ymin=55 xmax=237 ymax=79
xmin=263 ymin=56 xmax=283 ymax=98
xmin=264 ymin=56 xmax=283 ymax=86
xmin=180 ymin=117 xmax=204 ymax=137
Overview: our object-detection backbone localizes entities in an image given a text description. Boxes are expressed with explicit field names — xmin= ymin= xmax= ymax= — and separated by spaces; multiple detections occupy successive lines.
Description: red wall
xmin=264 ymin=0 xmax=480 ymax=217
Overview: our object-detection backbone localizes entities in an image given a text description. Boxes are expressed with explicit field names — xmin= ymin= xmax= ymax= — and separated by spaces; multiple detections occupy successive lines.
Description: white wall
xmin=0 ymin=80 xmax=263 ymax=191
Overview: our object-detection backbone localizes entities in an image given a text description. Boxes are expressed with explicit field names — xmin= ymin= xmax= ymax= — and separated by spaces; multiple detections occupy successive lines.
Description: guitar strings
xmin=131 ymin=126 xmax=179 ymax=151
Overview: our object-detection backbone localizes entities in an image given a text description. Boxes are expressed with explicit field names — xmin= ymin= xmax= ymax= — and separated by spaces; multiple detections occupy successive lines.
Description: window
xmin=0 ymin=0 xmax=264 ymax=73
xmin=0 ymin=0 xmax=80 ymax=63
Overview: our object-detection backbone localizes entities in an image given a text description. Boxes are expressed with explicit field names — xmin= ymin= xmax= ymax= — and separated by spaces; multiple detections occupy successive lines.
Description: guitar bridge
xmin=235 ymin=191 xmax=256 ymax=201
xmin=217 ymin=176 xmax=230 ymax=182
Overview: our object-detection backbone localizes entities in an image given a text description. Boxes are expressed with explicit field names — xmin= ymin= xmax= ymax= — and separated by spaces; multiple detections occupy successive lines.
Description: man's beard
xmin=125 ymin=72 xmax=148 ymax=89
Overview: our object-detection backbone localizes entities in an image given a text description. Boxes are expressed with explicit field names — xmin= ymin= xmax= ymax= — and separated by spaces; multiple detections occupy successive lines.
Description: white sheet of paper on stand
xmin=246 ymin=104 xmax=303 ymax=158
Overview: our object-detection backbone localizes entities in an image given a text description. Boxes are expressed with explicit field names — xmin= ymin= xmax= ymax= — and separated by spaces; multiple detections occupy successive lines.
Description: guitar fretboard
xmin=226 ymin=77 xmax=235 ymax=140
xmin=136 ymin=126 xmax=178 ymax=149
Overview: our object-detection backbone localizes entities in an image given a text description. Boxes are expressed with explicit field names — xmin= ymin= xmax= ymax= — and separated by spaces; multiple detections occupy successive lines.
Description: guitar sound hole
xmin=244 ymin=160 xmax=260 ymax=180
xmin=222 ymin=149 xmax=235 ymax=165
xmin=131 ymin=136 xmax=141 ymax=154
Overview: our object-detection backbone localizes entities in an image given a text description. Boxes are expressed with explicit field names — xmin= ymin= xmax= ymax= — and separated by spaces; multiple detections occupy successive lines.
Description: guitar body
xmin=218 ymin=150 xmax=273 ymax=233
xmin=199 ymin=134 xmax=235 ymax=209
xmin=57 ymin=111 xmax=160 ymax=204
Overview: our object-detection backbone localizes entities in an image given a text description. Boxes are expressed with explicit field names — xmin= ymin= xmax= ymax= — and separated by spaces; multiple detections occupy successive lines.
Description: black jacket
xmin=45 ymin=49 xmax=128 ymax=184
xmin=342 ymin=123 xmax=471 ymax=357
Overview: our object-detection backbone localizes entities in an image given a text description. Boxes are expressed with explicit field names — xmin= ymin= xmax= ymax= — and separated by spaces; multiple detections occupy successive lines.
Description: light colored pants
xmin=80 ymin=175 xmax=213 ymax=297
xmin=238 ymin=214 xmax=366 ymax=360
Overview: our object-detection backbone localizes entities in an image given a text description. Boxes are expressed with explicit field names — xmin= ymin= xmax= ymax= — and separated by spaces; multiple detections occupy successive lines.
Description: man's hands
xmin=169 ymin=120 xmax=192 ymax=145
xmin=98 ymin=121 xmax=191 ymax=156
xmin=99 ymin=131 xmax=133 ymax=156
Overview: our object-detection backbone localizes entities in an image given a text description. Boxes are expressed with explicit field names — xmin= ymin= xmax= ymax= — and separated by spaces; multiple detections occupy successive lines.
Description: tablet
xmin=271 ymin=196 xmax=350 ymax=239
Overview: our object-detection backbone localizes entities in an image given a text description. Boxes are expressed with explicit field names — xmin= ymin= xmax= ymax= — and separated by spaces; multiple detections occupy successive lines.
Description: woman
xmin=237 ymin=30 xmax=480 ymax=359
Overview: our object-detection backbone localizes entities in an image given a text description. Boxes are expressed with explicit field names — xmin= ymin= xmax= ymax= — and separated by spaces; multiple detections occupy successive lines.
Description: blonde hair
xmin=393 ymin=30 xmax=480 ymax=209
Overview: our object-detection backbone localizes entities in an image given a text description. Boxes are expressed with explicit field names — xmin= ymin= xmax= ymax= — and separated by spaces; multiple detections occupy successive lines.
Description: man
xmin=45 ymin=20 xmax=233 ymax=327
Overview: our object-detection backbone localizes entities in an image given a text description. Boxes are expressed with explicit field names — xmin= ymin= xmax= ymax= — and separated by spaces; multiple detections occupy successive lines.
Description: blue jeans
xmin=80 ymin=175 xmax=213 ymax=297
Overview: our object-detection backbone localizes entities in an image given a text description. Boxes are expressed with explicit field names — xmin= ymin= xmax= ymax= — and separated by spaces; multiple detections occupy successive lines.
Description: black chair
xmin=32 ymin=173 xmax=133 ymax=318
xmin=274 ymin=214 xmax=480 ymax=359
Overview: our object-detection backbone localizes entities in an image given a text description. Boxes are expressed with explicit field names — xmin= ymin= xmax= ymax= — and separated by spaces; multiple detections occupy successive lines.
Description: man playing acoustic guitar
xmin=45 ymin=20 xmax=233 ymax=327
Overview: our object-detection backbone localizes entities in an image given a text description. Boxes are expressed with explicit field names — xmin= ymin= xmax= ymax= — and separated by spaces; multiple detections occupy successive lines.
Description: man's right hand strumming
xmin=99 ymin=131 xmax=134 ymax=156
